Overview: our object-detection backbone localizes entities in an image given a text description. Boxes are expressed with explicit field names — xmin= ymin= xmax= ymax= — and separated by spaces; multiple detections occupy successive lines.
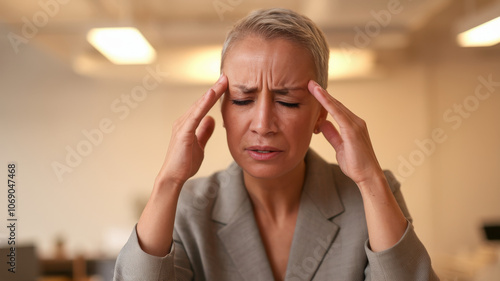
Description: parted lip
xmin=245 ymin=146 xmax=282 ymax=152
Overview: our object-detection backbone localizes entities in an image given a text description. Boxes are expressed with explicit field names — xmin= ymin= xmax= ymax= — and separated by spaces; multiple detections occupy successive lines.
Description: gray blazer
xmin=114 ymin=149 xmax=439 ymax=281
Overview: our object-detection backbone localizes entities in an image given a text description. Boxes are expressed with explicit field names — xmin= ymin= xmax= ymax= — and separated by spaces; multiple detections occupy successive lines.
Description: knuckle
xmin=172 ymin=118 xmax=182 ymax=127
xmin=351 ymin=119 xmax=367 ymax=134
xmin=358 ymin=119 xmax=367 ymax=128
xmin=172 ymin=118 xmax=185 ymax=132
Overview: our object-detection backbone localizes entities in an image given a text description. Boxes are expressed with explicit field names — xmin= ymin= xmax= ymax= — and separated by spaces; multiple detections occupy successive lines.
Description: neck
xmin=244 ymin=160 xmax=306 ymax=224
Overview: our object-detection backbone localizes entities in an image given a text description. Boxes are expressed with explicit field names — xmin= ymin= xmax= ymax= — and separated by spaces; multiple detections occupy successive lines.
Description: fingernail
xmin=218 ymin=72 xmax=224 ymax=80
xmin=309 ymin=80 xmax=319 ymax=89
xmin=311 ymin=82 xmax=323 ymax=94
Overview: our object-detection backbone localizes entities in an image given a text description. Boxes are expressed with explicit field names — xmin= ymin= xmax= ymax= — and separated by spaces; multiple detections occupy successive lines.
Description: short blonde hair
xmin=221 ymin=8 xmax=330 ymax=88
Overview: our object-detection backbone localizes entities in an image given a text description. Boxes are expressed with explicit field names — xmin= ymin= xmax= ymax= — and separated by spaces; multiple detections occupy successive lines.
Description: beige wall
xmin=428 ymin=46 xmax=500 ymax=254
xmin=1 ymin=22 xmax=499 ymax=264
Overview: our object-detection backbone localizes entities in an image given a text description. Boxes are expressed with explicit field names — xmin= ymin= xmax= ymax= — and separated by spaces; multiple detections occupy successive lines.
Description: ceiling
xmin=0 ymin=0 xmax=496 ymax=82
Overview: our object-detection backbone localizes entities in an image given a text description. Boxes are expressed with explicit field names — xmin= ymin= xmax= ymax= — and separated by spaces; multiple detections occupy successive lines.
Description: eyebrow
xmin=233 ymin=85 xmax=257 ymax=93
xmin=232 ymin=85 xmax=306 ymax=95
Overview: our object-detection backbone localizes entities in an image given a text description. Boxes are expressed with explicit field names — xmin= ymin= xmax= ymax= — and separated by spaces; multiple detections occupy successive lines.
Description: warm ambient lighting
xmin=169 ymin=47 xmax=374 ymax=83
xmin=87 ymin=27 xmax=156 ymax=64
xmin=457 ymin=17 xmax=500 ymax=47
xmin=179 ymin=46 xmax=222 ymax=84
xmin=455 ymin=1 xmax=500 ymax=48
xmin=73 ymin=44 xmax=374 ymax=82
xmin=329 ymin=48 xmax=375 ymax=80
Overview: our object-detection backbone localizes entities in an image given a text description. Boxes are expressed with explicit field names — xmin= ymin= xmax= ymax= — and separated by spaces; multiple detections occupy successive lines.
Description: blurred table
xmin=40 ymin=257 xmax=116 ymax=281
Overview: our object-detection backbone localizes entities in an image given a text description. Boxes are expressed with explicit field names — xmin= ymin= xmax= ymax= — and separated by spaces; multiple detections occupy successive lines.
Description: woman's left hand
xmin=308 ymin=80 xmax=408 ymax=252
xmin=308 ymin=80 xmax=384 ymax=186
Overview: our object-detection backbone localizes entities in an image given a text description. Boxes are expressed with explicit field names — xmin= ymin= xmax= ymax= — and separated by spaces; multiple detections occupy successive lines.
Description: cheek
xmin=288 ymin=108 xmax=320 ymax=128
xmin=221 ymin=104 xmax=245 ymax=134
xmin=220 ymin=98 xmax=234 ymax=124
xmin=278 ymin=114 xmax=316 ymax=142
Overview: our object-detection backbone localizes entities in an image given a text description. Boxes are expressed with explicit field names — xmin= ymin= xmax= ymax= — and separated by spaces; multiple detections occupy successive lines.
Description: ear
xmin=314 ymin=107 xmax=328 ymax=134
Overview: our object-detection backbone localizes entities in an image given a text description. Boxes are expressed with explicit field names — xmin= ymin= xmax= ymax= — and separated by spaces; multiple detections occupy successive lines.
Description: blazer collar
xmin=212 ymin=162 xmax=275 ymax=280
xmin=301 ymin=149 xmax=345 ymax=219
xmin=285 ymin=149 xmax=345 ymax=280
xmin=212 ymin=149 xmax=345 ymax=281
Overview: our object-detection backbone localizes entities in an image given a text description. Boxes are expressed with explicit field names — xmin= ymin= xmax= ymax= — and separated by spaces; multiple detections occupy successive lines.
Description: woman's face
xmin=221 ymin=35 xmax=326 ymax=180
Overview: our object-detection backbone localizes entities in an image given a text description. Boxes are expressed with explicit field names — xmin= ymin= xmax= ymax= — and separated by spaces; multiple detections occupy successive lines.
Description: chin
xmin=242 ymin=165 xmax=286 ymax=180
xmin=237 ymin=156 xmax=304 ymax=181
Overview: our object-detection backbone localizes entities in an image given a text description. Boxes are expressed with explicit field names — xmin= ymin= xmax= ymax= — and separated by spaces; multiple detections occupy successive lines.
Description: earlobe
xmin=313 ymin=122 xmax=321 ymax=134
xmin=314 ymin=107 xmax=327 ymax=134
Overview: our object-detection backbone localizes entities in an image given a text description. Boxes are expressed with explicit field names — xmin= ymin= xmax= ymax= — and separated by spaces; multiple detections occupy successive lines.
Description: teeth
xmin=256 ymin=150 xmax=271 ymax=153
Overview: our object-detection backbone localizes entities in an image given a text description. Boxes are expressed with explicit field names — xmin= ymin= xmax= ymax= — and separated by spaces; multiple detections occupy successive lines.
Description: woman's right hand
xmin=136 ymin=75 xmax=228 ymax=257
xmin=156 ymin=74 xmax=228 ymax=188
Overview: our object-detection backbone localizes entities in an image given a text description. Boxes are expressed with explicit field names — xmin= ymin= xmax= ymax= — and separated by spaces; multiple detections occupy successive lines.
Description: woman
xmin=114 ymin=8 xmax=438 ymax=281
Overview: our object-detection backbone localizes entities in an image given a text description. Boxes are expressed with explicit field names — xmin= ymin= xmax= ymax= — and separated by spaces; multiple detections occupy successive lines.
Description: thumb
xmin=197 ymin=116 xmax=216 ymax=149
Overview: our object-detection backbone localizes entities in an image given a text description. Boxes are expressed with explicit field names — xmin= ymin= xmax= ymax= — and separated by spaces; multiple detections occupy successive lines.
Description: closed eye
xmin=278 ymin=101 xmax=299 ymax=108
xmin=231 ymin=100 xmax=253 ymax=106
xmin=231 ymin=100 xmax=299 ymax=108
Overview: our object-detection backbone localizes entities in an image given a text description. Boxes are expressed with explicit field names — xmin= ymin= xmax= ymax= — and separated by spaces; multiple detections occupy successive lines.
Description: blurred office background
xmin=0 ymin=0 xmax=499 ymax=280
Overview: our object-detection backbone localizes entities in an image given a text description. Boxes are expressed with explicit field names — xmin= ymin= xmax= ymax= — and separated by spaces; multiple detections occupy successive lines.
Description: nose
xmin=250 ymin=93 xmax=278 ymax=136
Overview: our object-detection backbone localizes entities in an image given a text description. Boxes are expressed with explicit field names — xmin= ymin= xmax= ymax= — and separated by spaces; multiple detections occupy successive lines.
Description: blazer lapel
xmin=286 ymin=150 xmax=345 ymax=281
xmin=213 ymin=162 xmax=275 ymax=281
xmin=212 ymin=150 xmax=344 ymax=281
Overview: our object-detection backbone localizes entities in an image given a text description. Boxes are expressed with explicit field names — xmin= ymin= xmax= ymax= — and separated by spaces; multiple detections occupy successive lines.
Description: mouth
xmin=245 ymin=146 xmax=282 ymax=160
xmin=246 ymin=146 xmax=282 ymax=152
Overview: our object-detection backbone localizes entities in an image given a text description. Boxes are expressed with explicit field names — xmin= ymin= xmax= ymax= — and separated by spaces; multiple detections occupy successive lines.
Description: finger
xmin=319 ymin=120 xmax=343 ymax=151
xmin=307 ymin=80 xmax=357 ymax=127
xmin=197 ymin=116 xmax=216 ymax=149
xmin=211 ymin=74 xmax=229 ymax=100
xmin=185 ymin=75 xmax=228 ymax=132
xmin=193 ymin=74 xmax=228 ymax=118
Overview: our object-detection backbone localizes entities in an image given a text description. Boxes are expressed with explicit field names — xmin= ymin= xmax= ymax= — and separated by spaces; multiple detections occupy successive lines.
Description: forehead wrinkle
xmin=271 ymin=86 xmax=308 ymax=93
xmin=266 ymin=52 xmax=286 ymax=93
xmin=229 ymin=63 xmax=261 ymax=92
xmin=267 ymin=55 xmax=307 ymax=92
xmin=225 ymin=37 xmax=312 ymax=95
